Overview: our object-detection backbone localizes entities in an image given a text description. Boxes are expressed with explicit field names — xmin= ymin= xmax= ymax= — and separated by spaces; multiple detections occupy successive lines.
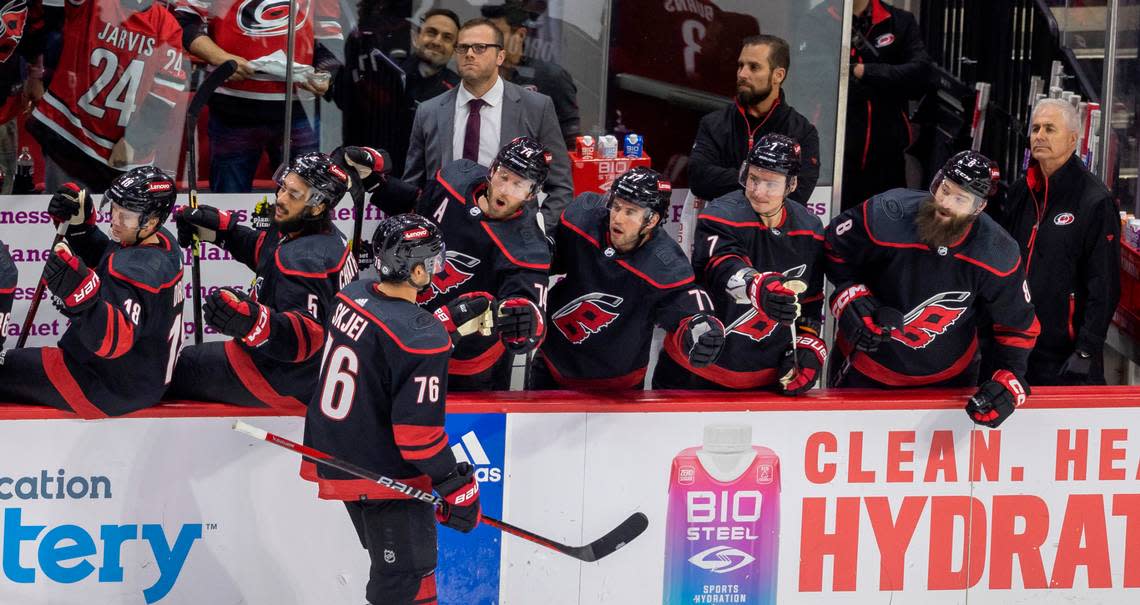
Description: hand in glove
xmin=965 ymin=370 xmax=1029 ymax=428
xmin=496 ymin=297 xmax=545 ymax=354
xmin=778 ymin=333 xmax=826 ymax=396
xmin=1058 ymin=350 xmax=1093 ymax=383
xmin=679 ymin=313 xmax=725 ymax=367
xmin=332 ymin=146 xmax=391 ymax=193
xmin=433 ymin=292 xmax=495 ymax=344
xmin=174 ymin=204 xmax=234 ymax=247
xmin=727 ymin=269 xmax=801 ymax=324
xmin=434 ymin=462 xmax=481 ymax=533
xmin=43 ymin=243 xmax=100 ymax=314
xmin=47 ymin=184 xmax=92 ymax=229
xmin=205 ymin=288 xmax=270 ymax=347
xmin=832 ymin=284 xmax=900 ymax=353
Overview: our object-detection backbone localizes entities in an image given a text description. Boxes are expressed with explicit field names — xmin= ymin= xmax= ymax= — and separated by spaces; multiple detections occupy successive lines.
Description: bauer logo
xmin=450 ymin=431 xmax=502 ymax=483
xmin=687 ymin=545 xmax=756 ymax=574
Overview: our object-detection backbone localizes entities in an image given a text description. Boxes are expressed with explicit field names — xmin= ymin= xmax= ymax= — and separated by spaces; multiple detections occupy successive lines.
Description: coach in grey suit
xmin=404 ymin=17 xmax=572 ymax=229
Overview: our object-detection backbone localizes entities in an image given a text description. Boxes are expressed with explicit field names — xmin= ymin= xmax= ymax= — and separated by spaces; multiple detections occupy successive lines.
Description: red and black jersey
xmin=53 ymin=227 xmax=184 ymax=417
xmin=541 ymin=192 xmax=706 ymax=389
xmin=415 ymin=160 xmax=551 ymax=377
xmin=303 ymin=278 xmax=457 ymax=501
xmin=686 ymin=192 xmax=825 ymax=389
xmin=825 ymin=189 xmax=1040 ymax=385
xmin=33 ymin=0 xmax=187 ymax=166
xmin=215 ymin=221 xmax=356 ymax=411
xmin=0 ymin=240 xmax=16 ymax=345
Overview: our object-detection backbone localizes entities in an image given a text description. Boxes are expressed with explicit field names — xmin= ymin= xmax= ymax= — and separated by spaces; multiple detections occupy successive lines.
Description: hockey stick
xmin=232 ymin=420 xmax=648 ymax=563
xmin=185 ymin=60 xmax=237 ymax=344
xmin=15 ymin=218 xmax=71 ymax=348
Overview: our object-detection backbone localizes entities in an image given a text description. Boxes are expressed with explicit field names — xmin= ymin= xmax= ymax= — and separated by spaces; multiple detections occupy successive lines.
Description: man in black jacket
xmin=998 ymin=98 xmax=1120 ymax=385
xmin=688 ymin=35 xmax=820 ymax=206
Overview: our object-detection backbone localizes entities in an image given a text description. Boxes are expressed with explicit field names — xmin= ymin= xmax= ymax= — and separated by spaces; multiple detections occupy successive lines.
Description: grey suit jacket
xmin=403 ymin=78 xmax=573 ymax=229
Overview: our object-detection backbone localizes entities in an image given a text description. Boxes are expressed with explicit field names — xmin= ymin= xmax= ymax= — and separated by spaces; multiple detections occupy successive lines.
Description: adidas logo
xmin=451 ymin=431 xmax=502 ymax=483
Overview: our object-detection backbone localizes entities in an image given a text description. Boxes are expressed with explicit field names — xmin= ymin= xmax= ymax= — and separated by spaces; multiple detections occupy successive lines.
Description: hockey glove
xmin=778 ymin=333 xmax=827 ymax=396
xmin=1058 ymin=350 xmax=1093 ymax=383
xmin=832 ymin=284 xmax=898 ymax=353
xmin=965 ymin=370 xmax=1029 ymax=428
xmin=434 ymin=462 xmax=481 ymax=533
xmin=47 ymin=184 xmax=93 ymax=230
xmin=332 ymin=146 xmax=391 ymax=193
xmin=496 ymin=297 xmax=546 ymax=354
xmin=679 ymin=313 xmax=725 ymax=368
xmin=43 ymin=243 xmax=100 ymax=315
xmin=433 ymin=292 xmax=495 ymax=344
xmin=205 ymin=288 xmax=270 ymax=348
xmin=174 ymin=204 xmax=234 ymax=247
xmin=727 ymin=269 xmax=799 ymax=324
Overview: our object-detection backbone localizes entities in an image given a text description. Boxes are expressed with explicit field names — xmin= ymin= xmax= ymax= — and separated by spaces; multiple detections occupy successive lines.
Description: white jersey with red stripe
xmin=175 ymin=0 xmax=342 ymax=101
xmin=34 ymin=0 xmax=188 ymax=167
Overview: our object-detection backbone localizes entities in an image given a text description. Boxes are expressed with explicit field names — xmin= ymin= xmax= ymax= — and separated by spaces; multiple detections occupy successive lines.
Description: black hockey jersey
xmin=217 ymin=221 xmax=356 ymax=411
xmin=825 ymin=189 xmax=1040 ymax=385
xmin=302 ymin=279 xmax=457 ymax=501
xmin=0 ymin=241 xmax=17 ymax=346
xmin=415 ymin=160 xmax=550 ymax=377
xmin=54 ymin=227 xmax=184 ymax=417
xmin=541 ymin=192 xmax=706 ymax=388
xmin=685 ymin=192 xmax=825 ymax=388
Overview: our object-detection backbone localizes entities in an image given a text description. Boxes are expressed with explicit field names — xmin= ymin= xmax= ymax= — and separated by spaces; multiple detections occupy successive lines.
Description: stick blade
xmin=576 ymin=512 xmax=649 ymax=562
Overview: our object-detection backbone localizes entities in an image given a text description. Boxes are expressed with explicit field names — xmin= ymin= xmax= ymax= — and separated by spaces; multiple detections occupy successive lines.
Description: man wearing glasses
xmin=404 ymin=17 xmax=571 ymax=232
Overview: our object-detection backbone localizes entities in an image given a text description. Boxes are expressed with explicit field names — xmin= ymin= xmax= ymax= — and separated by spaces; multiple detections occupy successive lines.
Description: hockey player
xmin=164 ymin=152 xmax=356 ymax=411
xmin=0 ymin=167 xmax=184 ymax=417
xmin=303 ymin=214 xmax=481 ymax=605
xmin=534 ymin=166 xmax=725 ymax=390
xmin=825 ymin=151 xmax=1041 ymax=428
xmin=0 ymin=241 xmax=18 ymax=348
xmin=373 ymin=136 xmax=551 ymax=391
xmin=657 ymin=134 xmax=826 ymax=394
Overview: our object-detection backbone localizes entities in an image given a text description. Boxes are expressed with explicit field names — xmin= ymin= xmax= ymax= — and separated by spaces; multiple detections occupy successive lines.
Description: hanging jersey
xmin=683 ymin=192 xmax=825 ymax=388
xmin=33 ymin=0 xmax=187 ymax=167
xmin=0 ymin=240 xmax=16 ymax=345
xmin=825 ymin=189 xmax=1040 ymax=385
xmin=416 ymin=160 xmax=550 ymax=376
xmin=303 ymin=279 xmax=457 ymax=501
xmin=541 ymin=192 xmax=705 ymax=388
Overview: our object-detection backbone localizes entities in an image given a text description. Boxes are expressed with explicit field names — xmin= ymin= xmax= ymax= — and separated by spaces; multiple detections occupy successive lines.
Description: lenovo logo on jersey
xmin=237 ymin=0 xmax=309 ymax=37
xmin=687 ymin=545 xmax=756 ymax=574
xmin=894 ymin=291 xmax=970 ymax=349
xmin=0 ymin=508 xmax=202 ymax=603
xmin=1054 ymin=212 xmax=1075 ymax=226
xmin=552 ymin=293 xmax=623 ymax=344
xmin=450 ymin=431 xmax=502 ymax=483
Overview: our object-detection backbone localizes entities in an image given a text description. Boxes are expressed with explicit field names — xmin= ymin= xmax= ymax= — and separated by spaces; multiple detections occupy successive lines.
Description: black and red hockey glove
xmin=43 ymin=243 xmax=100 ymax=315
xmin=832 ymin=284 xmax=899 ymax=353
xmin=205 ymin=288 xmax=270 ymax=348
xmin=433 ymin=292 xmax=494 ymax=344
xmin=778 ymin=333 xmax=827 ymax=396
xmin=332 ymin=146 xmax=391 ymax=193
xmin=174 ymin=204 xmax=234 ymax=247
xmin=679 ymin=313 xmax=725 ymax=368
xmin=434 ymin=462 xmax=481 ymax=533
xmin=47 ymin=183 xmax=93 ymax=230
xmin=745 ymin=270 xmax=799 ymax=324
xmin=496 ymin=297 xmax=545 ymax=354
xmin=966 ymin=370 xmax=1029 ymax=428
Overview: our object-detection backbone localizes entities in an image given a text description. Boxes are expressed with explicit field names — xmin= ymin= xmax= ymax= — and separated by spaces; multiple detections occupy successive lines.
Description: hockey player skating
xmin=374 ymin=137 xmax=551 ymax=391
xmin=825 ymin=151 xmax=1041 ymax=428
xmin=657 ymin=134 xmax=826 ymax=394
xmin=164 ymin=152 xmax=357 ymax=411
xmin=534 ymin=166 xmax=725 ymax=389
xmin=303 ymin=215 xmax=482 ymax=605
xmin=0 ymin=168 xmax=184 ymax=416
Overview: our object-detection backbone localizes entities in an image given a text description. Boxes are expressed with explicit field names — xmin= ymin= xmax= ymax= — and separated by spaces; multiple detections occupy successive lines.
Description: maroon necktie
xmin=462 ymin=98 xmax=487 ymax=162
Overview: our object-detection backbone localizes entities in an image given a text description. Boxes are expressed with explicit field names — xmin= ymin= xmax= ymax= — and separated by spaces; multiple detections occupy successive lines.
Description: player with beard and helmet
xmin=657 ymin=134 xmax=826 ymax=395
xmin=532 ymin=166 xmax=725 ymax=390
xmin=164 ymin=152 xmax=359 ymax=411
xmin=371 ymin=136 xmax=551 ymax=391
xmin=825 ymin=151 xmax=1041 ymax=428
xmin=303 ymin=214 xmax=481 ymax=605
xmin=0 ymin=167 xmax=184 ymax=417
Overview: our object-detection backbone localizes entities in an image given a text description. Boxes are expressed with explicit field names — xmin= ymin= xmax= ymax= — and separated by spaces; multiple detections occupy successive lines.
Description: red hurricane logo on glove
xmin=893 ymin=291 xmax=971 ymax=349
xmin=552 ymin=292 xmax=624 ymax=344
xmin=417 ymin=251 xmax=480 ymax=304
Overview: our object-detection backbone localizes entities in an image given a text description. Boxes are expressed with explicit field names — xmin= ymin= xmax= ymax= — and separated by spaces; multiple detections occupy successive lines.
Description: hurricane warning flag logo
xmin=893 ymin=291 xmax=971 ymax=349
xmin=552 ymin=293 xmax=623 ymax=344
xmin=417 ymin=251 xmax=480 ymax=304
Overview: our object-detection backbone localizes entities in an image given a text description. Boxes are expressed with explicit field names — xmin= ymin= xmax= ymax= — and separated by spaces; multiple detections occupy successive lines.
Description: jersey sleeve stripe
xmin=707 ymin=253 xmax=750 ymax=272
xmin=786 ymin=229 xmax=825 ymax=240
xmin=699 ymin=214 xmax=764 ymax=229
xmin=479 ymin=222 xmax=550 ymax=270
xmin=993 ymin=318 xmax=1041 ymax=349
xmin=561 ymin=214 xmax=600 ymax=248
xmin=393 ymin=425 xmax=448 ymax=460
xmin=616 ymin=258 xmax=694 ymax=289
xmin=93 ymin=304 xmax=118 ymax=358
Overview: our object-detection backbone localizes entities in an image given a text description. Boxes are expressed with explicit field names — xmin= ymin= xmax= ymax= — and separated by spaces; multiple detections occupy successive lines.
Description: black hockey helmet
xmin=273 ymin=152 xmax=350 ymax=210
xmin=102 ymin=165 xmax=177 ymax=225
xmin=372 ymin=214 xmax=445 ymax=284
xmin=932 ymin=150 xmax=1000 ymax=200
xmin=606 ymin=167 xmax=672 ymax=224
xmin=740 ymin=134 xmax=801 ymax=189
xmin=490 ymin=137 xmax=550 ymax=196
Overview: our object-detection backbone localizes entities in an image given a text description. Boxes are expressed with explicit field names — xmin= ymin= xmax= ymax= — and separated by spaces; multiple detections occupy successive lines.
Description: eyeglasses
xmin=455 ymin=43 xmax=502 ymax=55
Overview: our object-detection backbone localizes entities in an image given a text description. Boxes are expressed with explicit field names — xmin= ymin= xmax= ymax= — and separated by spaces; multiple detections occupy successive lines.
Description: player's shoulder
xmin=338 ymin=282 xmax=450 ymax=354
xmin=562 ymin=191 xmax=607 ymax=228
xmin=275 ymin=228 xmax=350 ymax=278
xmin=106 ymin=228 xmax=182 ymax=292
xmin=700 ymin=190 xmax=759 ymax=226
xmin=437 ymin=159 xmax=488 ymax=196
xmin=861 ymin=188 xmax=924 ymax=240
xmin=783 ymin=200 xmax=825 ymax=235
xmin=958 ymin=213 xmax=1021 ymax=277
xmin=625 ymin=232 xmax=695 ymax=290
xmin=487 ymin=205 xmax=552 ymax=269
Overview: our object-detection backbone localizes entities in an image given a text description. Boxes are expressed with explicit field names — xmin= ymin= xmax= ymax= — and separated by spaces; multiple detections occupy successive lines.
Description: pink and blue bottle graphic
xmin=663 ymin=424 xmax=780 ymax=604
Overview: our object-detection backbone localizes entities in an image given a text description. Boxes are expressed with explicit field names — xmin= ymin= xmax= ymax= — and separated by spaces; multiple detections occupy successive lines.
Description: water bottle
xmin=14 ymin=147 xmax=34 ymax=194
xmin=662 ymin=424 xmax=781 ymax=604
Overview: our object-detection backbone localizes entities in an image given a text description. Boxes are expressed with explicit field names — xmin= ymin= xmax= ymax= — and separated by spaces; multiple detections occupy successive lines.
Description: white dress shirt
xmin=453 ymin=76 xmax=505 ymax=167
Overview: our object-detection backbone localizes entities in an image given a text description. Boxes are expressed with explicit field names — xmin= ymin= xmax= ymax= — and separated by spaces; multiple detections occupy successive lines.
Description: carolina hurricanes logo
xmin=237 ymin=0 xmax=309 ymax=37
xmin=726 ymin=264 xmax=806 ymax=342
xmin=875 ymin=33 xmax=896 ymax=47
xmin=416 ymin=251 xmax=480 ymax=304
xmin=0 ymin=0 xmax=28 ymax=63
xmin=1054 ymin=212 xmax=1075 ymax=226
xmin=552 ymin=293 xmax=623 ymax=344
xmin=892 ymin=291 xmax=971 ymax=349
